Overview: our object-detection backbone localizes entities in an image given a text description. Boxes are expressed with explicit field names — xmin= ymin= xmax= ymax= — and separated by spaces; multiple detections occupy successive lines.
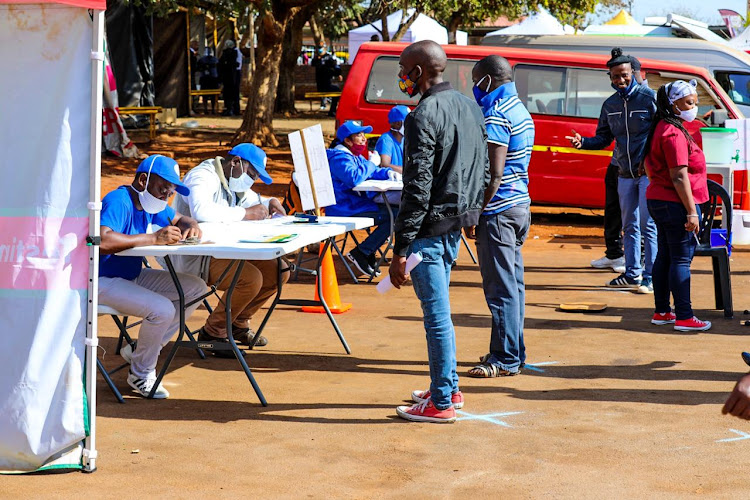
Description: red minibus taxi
xmin=337 ymin=42 xmax=743 ymax=209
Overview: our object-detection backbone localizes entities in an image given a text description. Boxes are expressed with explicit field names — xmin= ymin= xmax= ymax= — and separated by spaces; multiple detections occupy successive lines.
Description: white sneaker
xmin=120 ymin=343 xmax=133 ymax=364
xmin=127 ymin=370 xmax=170 ymax=399
xmin=591 ymin=255 xmax=625 ymax=273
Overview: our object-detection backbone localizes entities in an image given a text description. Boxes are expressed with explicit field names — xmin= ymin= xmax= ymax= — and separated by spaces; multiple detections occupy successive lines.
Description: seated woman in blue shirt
xmin=375 ymin=105 xmax=410 ymax=174
xmin=327 ymin=120 xmax=399 ymax=276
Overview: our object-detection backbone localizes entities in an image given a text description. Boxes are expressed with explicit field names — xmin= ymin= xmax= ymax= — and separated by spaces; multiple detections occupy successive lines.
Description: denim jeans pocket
xmin=408 ymin=235 xmax=442 ymax=263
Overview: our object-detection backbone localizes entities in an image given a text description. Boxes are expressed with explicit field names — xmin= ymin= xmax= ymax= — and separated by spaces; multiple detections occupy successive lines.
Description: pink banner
xmin=0 ymin=217 xmax=89 ymax=290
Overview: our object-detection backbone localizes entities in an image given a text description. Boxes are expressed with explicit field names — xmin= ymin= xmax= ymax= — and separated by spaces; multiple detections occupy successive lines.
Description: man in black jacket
xmin=391 ymin=40 xmax=489 ymax=424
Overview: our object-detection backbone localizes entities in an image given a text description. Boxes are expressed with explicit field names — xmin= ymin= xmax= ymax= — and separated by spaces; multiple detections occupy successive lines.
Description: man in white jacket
xmin=173 ymin=144 xmax=288 ymax=355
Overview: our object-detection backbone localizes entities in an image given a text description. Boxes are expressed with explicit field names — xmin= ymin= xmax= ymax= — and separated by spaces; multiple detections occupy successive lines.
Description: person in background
xmin=375 ymin=105 xmax=410 ymax=174
xmin=219 ymin=39 xmax=241 ymax=116
xmin=630 ymin=55 xmax=648 ymax=87
xmin=567 ymin=48 xmax=657 ymax=293
xmin=327 ymin=120 xmax=399 ymax=277
xmin=644 ymin=79 xmax=711 ymax=332
xmin=172 ymin=144 xmax=288 ymax=354
xmin=197 ymin=47 xmax=219 ymax=115
xmin=467 ymin=54 xmax=534 ymax=378
xmin=312 ymin=45 xmax=342 ymax=117
xmin=99 ymin=155 xmax=207 ymax=399
xmin=391 ymin=41 xmax=489 ymax=423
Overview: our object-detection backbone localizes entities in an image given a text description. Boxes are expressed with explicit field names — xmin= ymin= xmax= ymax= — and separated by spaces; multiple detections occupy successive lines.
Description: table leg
xmin=150 ymin=256 xmax=185 ymax=398
xmin=316 ymin=238 xmax=351 ymax=354
xmin=250 ymin=257 xmax=283 ymax=348
xmin=224 ymin=260 xmax=268 ymax=406
xmin=368 ymin=196 xmax=395 ymax=283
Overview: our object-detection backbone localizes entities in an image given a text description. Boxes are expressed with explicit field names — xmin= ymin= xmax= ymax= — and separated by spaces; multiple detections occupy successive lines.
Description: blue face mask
xmin=611 ymin=77 xmax=636 ymax=97
xmin=473 ymin=75 xmax=492 ymax=104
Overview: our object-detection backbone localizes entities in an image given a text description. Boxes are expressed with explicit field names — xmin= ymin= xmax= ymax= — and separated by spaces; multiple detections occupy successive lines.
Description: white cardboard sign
xmin=288 ymin=124 xmax=337 ymax=211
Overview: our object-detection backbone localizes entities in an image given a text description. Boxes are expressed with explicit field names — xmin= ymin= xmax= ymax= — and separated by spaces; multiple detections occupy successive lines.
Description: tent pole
xmin=83 ymin=8 xmax=105 ymax=474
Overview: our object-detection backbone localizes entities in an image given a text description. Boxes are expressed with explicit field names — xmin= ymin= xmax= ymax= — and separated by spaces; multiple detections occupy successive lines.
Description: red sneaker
xmin=396 ymin=399 xmax=456 ymax=423
xmin=651 ymin=312 xmax=676 ymax=325
xmin=411 ymin=389 xmax=464 ymax=409
xmin=674 ymin=316 xmax=712 ymax=332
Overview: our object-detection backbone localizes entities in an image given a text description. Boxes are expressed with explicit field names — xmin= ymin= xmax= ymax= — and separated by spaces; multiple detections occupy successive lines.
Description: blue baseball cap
xmin=336 ymin=120 xmax=373 ymax=143
xmin=136 ymin=155 xmax=189 ymax=196
xmin=228 ymin=143 xmax=272 ymax=184
xmin=387 ymin=105 xmax=410 ymax=124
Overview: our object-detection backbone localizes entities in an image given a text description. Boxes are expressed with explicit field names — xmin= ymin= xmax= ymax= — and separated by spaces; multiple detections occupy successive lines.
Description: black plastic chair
xmin=696 ymin=179 xmax=733 ymax=318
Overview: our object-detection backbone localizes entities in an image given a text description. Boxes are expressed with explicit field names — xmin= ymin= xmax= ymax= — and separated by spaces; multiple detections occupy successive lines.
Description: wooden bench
xmin=303 ymin=91 xmax=342 ymax=111
xmin=190 ymin=89 xmax=222 ymax=97
xmin=118 ymin=106 xmax=163 ymax=140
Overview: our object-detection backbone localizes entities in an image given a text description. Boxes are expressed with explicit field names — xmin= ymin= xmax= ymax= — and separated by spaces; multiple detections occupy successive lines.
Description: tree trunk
xmin=275 ymin=8 xmax=308 ymax=116
xmin=379 ymin=8 xmax=390 ymax=41
xmin=392 ymin=7 xmax=419 ymax=41
xmin=233 ymin=9 xmax=295 ymax=146
xmin=239 ymin=11 xmax=255 ymax=94
xmin=447 ymin=14 xmax=461 ymax=44
xmin=309 ymin=14 xmax=324 ymax=47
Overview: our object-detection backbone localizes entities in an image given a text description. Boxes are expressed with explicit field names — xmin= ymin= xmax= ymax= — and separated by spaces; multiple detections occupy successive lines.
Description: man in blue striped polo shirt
xmin=468 ymin=55 xmax=535 ymax=378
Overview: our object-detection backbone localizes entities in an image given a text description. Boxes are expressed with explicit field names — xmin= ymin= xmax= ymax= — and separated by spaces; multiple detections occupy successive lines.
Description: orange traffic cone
xmin=301 ymin=246 xmax=352 ymax=314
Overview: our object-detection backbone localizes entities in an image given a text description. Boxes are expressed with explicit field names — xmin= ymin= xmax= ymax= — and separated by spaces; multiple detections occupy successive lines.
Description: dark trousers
xmin=475 ymin=204 xmax=530 ymax=371
xmin=647 ymin=199 xmax=700 ymax=320
xmin=604 ymin=163 xmax=624 ymax=259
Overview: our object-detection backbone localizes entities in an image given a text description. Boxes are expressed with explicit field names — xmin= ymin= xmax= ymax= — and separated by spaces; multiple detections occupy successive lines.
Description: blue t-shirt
xmin=99 ymin=186 xmax=176 ymax=280
xmin=478 ymin=82 xmax=535 ymax=215
xmin=375 ymin=131 xmax=403 ymax=167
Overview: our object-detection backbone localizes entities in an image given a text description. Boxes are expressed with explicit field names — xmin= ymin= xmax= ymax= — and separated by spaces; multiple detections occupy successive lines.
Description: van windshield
xmin=365 ymin=56 xmax=475 ymax=105
xmin=715 ymin=71 xmax=750 ymax=106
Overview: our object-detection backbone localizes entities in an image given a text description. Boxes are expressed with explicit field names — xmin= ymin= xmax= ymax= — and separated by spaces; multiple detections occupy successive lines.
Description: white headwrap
xmin=667 ymin=79 xmax=697 ymax=104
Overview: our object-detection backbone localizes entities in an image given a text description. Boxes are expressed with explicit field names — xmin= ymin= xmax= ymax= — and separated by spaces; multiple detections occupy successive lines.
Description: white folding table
xmin=353 ymin=179 xmax=477 ymax=280
xmin=353 ymin=179 xmax=402 ymax=282
xmin=118 ymin=216 xmax=373 ymax=405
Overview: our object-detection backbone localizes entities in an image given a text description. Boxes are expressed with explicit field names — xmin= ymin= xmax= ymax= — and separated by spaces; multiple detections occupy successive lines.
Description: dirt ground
xmin=9 ymin=114 xmax=750 ymax=497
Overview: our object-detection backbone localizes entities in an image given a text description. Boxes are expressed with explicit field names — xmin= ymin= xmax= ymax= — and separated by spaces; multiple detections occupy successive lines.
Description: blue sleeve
xmin=581 ymin=104 xmax=614 ymax=150
xmin=331 ymin=154 xmax=390 ymax=188
xmin=375 ymin=134 xmax=395 ymax=157
xmin=484 ymin=110 xmax=511 ymax=147
xmin=100 ymin=190 xmax=130 ymax=232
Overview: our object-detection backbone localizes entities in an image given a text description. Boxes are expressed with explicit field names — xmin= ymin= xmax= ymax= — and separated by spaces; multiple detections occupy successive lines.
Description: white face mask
xmin=228 ymin=159 xmax=255 ymax=192
xmin=132 ymin=161 xmax=168 ymax=214
xmin=676 ymin=105 xmax=698 ymax=123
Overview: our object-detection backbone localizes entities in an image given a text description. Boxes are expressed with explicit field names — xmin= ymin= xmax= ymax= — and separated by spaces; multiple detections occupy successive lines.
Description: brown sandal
xmin=467 ymin=354 xmax=520 ymax=378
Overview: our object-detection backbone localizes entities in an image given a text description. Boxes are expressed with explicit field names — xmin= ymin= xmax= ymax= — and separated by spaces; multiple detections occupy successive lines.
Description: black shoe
xmin=365 ymin=253 xmax=382 ymax=277
xmin=232 ymin=326 xmax=268 ymax=347
xmin=197 ymin=327 xmax=246 ymax=358
xmin=346 ymin=248 xmax=374 ymax=276
xmin=742 ymin=352 xmax=750 ymax=367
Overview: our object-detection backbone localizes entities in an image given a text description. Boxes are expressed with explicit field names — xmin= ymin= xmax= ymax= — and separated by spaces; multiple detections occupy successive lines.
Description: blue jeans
xmin=618 ymin=176 xmax=657 ymax=280
xmin=408 ymin=231 xmax=461 ymax=410
xmin=647 ymin=199 xmax=700 ymax=320
xmin=476 ymin=204 xmax=530 ymax=372
xmin=356 ymin=204 xmax=398 ymax=257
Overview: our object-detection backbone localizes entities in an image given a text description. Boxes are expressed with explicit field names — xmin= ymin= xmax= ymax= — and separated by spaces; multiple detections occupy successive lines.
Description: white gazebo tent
xmin=0 ymin=0 xmax=103 ymax=473
xmin=348 ymin=9 xmax=465 ymax=63
xmin=485 ymin=7 xmax=575 ymax=36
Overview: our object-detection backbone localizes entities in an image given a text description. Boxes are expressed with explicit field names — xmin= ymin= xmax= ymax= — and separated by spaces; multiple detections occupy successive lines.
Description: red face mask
xmin=349 ymin=143 xmax=367 ymax=157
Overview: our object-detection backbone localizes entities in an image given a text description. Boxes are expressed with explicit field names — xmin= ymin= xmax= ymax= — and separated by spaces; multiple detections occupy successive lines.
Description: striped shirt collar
xmin=479 ymin=81 xmax=517 ymax=112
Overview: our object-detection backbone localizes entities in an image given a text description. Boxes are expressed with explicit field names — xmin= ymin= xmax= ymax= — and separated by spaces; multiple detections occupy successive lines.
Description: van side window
xmin=365 ymin=56 xmax=475 ymax=105
xmin=515 ymin=65 xmax=612 ymax=118
xmin=646 ymin=73 xmax=723 ymax=118
xmin=715 ymin=71 xmax=750 ymax=106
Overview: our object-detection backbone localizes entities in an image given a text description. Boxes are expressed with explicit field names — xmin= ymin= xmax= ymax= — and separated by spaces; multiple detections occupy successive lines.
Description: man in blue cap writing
xmin=375 ymin=105 xmax=410 ymax=174
xmin=327 ymin=120 xmax=400 ymax=276
xmin=99 ymin=154 xmax=207 ymax=399
xmin=173 ymin=144 xmax=288 ymax=354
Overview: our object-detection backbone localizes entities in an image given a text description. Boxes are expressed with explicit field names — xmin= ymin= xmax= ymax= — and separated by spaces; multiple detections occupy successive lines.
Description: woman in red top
xmin=644 ymin=79 xmax=711 ymax=332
